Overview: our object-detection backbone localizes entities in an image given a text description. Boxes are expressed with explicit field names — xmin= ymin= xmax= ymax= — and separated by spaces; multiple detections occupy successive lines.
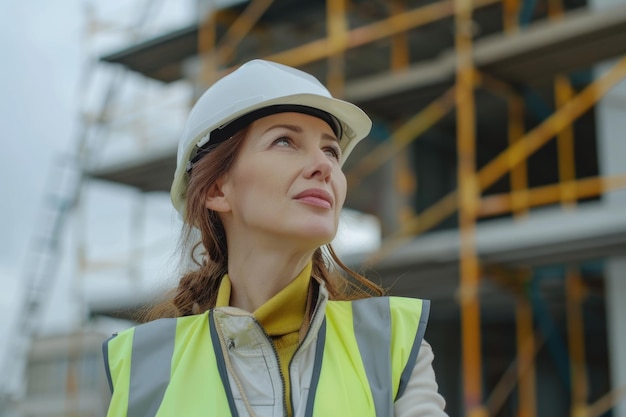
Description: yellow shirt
xmin=215 ymin=262 xmax=312 ymax=417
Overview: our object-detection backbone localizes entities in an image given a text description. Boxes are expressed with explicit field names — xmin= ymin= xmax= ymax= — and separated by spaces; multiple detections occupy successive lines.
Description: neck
xmin=226 ymin=242 xmax=315 ymax=313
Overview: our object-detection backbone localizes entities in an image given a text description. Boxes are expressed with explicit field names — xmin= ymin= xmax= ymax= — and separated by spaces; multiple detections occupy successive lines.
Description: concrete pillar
xmin=592 ymin=0 xmax=626 ymax=412
xmin=597 ymin=76 xmax=626 ymax=417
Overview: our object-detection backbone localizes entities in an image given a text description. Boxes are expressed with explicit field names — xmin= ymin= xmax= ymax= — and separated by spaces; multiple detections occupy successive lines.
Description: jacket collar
xmin=212 ymin=279 xmax=329 ymax=352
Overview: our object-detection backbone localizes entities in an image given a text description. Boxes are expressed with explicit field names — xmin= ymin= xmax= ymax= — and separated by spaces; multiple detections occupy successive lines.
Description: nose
xmin=303 ymin=148 xmax=333 ymax=182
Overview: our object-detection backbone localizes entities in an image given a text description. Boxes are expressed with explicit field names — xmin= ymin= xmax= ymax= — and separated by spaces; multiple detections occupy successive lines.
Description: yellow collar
xmin=215 ymin=262 xmax=312 ymax=337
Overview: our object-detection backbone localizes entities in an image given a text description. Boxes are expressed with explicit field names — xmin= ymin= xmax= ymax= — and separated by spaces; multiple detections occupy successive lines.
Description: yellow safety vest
xmin=104 ymin=296 xmax=429 ymax=417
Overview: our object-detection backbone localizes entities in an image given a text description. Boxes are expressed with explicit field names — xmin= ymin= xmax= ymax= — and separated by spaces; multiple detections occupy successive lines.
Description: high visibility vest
xmin=103 ymin=296 xmax=429 ymax=417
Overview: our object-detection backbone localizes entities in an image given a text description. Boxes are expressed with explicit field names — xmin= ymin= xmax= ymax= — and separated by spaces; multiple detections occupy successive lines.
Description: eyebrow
xmin=264 ymin=123 xmax=339 ymax=143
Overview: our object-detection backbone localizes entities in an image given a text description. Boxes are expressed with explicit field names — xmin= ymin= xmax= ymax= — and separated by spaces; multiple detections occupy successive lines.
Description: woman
xmin=103 ymin=59 xmax=447 ymax=416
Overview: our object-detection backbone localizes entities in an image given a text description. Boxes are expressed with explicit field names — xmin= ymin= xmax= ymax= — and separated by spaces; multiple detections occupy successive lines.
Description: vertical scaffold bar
xmin=326 ymin=0 xmax=348 ymax=97
xmin=566 ymin=267 xmax=589 ymax=417
xmin=508 ymin=95 xmax=529 ymax=217
xmin=503 ymin=0 xmax=521 ymax=32
xmin=454 ymin=0 xmax=486 ymax=415
xmin=516 ymin=285 xmax=537 ymax=417
xmin=390 ymin=0 xmax=410 ymax=71
xmin=555 ymin=75 xmax=578 ymax=207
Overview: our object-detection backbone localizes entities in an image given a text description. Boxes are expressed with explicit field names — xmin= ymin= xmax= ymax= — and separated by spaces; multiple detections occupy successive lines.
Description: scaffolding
xmin=25 ymin=0 xmax=626 ymax=415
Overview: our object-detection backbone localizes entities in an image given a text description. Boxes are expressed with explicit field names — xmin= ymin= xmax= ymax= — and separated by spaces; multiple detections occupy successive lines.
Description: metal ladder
xmin=0 ymin=153 xmax=82 ymax=403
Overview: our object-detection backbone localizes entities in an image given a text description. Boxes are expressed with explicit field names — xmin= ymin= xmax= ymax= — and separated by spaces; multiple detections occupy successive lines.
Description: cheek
xmin=334 ymin=172 xmax=348 ymax=207
xmin=232 ymin=162 xmax=281 ymax=202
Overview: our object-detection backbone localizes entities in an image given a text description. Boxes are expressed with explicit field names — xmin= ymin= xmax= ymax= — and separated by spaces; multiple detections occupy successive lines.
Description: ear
xmin=204 ymin=179 xmax=231 ymax=213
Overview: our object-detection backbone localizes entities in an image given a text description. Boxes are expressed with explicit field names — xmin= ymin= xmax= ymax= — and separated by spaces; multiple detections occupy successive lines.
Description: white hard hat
xmin=171 ymin=59 xmax=372 ymax=215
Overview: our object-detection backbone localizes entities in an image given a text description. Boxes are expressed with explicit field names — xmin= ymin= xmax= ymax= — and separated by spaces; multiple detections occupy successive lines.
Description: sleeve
xmin=394 ymin=339 xmax=449 ymax=417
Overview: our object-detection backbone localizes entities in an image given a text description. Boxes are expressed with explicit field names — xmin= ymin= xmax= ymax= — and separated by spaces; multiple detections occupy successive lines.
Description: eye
xmin=272 ymin=136 xmax=293 ymax=147
xmin=324 ymin=145 xmax=342 ymax=161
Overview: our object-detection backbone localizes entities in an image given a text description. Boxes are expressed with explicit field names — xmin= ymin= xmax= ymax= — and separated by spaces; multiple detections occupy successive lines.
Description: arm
xmin=394 ymin=340 xmax=448 ymax=416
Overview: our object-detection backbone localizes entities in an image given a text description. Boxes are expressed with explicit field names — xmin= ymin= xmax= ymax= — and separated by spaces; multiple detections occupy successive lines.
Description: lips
xmin=294 ymin=188 xmax=334 ymax=209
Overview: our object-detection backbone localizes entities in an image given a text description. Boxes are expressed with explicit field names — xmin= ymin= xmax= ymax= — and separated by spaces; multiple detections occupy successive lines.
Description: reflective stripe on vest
xmin=103 ymin=297 xmax=429 ymax=417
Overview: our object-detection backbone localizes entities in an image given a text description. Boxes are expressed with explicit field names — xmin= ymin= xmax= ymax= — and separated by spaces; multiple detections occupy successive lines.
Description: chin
xmin=291 ymin=226 xmax=337 ymax=247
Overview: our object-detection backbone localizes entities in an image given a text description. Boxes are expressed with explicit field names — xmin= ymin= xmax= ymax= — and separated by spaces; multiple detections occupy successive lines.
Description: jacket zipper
xmin=253 ymin=317 xmax=289 ymax=417
xmin=252 ymin=292 xmax=323 ymax=417
xmin=287 ymin=294 xmax=323 ymax=415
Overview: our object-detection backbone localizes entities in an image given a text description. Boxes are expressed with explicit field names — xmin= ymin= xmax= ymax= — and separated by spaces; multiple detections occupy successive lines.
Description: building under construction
xmin=4 ymin=0 xmax=626 ymax=416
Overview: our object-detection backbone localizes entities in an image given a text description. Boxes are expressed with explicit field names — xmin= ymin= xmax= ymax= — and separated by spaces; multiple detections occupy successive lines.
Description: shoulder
xmin=387 ymin=296 xmax=430 ymax=315
xmin=326 ymin=296 xmax=429 ymax=320
xmin=324 ymin=296 xmax=429 ymax=348
xmin=104 ymin=313 xmax=209 ymax=351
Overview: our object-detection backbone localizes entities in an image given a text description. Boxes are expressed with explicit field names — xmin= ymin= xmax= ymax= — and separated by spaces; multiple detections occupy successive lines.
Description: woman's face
xmin=209 ymin=112 xmax=347 ymax=250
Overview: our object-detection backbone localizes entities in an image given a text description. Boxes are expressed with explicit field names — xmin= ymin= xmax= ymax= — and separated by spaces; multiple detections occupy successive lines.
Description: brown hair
xmin=142 ymin=127 xmax=384 ymax=321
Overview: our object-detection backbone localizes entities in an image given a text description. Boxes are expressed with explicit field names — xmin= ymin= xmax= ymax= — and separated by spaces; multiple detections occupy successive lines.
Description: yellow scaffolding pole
xmin=390 ymin=0 xmax=410 ymax=72
xmin=516 ymin=290 xmax=537 ymax=417
xmin=555 ymin=75 xmax=578 ymax=207
xmin=548 ymin=0 xmax=565 ymax=19
xmin=479 ymin=174 xmax=626 ymax=217
xmin=566 ymin=267 xmax=589 ymax=417
xmin=395 ymin=147 xmax=418 ymax=226
xmin=455 ymin=0 xmax=486 ymax=414
xmin=503 ymin=0 xmax=521 ymax=32
xmin=326 ymin=0 xmax=348 ymax=97
xmin=508 ymin=95 xmax=529 ymax=217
